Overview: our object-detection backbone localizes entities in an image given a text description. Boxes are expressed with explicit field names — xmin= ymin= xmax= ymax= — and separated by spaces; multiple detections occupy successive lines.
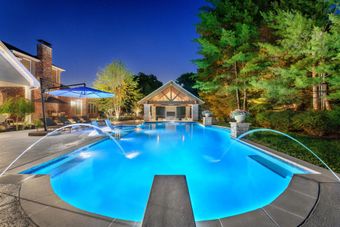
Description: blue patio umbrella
xmin=47 ymin=86 xmax=114 ymax=98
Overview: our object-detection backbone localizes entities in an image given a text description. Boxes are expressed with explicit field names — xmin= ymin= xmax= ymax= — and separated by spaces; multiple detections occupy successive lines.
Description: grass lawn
xmin=214 ymin=122 xmax=340 ymax=173
xmin=246 ymin=132 xmax=340 ymax=173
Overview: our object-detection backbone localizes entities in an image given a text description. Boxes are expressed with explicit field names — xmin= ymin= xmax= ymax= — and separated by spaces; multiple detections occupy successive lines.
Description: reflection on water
xmin=20 ymin=122 xmax=308 ymax=222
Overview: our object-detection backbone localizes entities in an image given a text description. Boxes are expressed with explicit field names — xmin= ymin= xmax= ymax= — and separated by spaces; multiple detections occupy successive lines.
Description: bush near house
xmin=0 ymin=97 xmax=34 ymax=131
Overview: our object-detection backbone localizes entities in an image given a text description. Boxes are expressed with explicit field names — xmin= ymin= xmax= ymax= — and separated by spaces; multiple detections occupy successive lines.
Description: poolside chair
xmin=72 ymin=116 xmax=82 ymax=123
xmin=41 ymin=118 xmax=60 ymax=129
xmin=0 ymin=115 xmax=11 ymax=131
xmin=104 ymin=119 xmax=116 ymax=130
xmin=80 ymin=116 xmax=91 ymax=123
xmin=58 ymin=116 xmax=71 ymax=125
xmin=68 ymin=118 xmax=77 ymax=124
xmin=91 ymin=120 xmax=112 ymax=133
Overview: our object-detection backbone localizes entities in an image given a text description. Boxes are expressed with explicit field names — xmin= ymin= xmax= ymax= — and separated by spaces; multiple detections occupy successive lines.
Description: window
xmin=88 ymin=103 xmax=97 ymax=114
xmin=21 ymin=58 xmax=31 ymax=72
xmin=71 ymin=100 xmax=82 ymax=116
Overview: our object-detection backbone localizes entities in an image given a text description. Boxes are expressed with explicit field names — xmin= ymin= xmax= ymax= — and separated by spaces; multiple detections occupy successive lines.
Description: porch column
xmin=185 ymin=106 xmax=191 ymax=119
xmin=192 ymin=104 xmax=199 ymax=121
xmin=151 ymin=105 xmax=156 ymax=121
xmin=144 ymin=104 xmax=151 ymax=121
xmin=24 ymin=86 xmax=32 ymax=123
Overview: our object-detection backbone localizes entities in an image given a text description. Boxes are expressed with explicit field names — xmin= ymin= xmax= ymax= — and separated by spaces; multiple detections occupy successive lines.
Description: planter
xmin=234 ymin=115 xmax=246 ymax=123
xmin=203 ymin=116 xmax=212 ymax=126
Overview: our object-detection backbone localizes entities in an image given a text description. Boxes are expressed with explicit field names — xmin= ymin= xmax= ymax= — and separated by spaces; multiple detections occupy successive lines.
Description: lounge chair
xmin=91 ymin=120 xmax=111 ymax=133
xmin=0 ymin=115 xmax=10 ymax=130
xmin=80 ymin=116 xmax=91 ymax=123
xmin=104 ymin=119 xmax=116 ymax=130
xmin=58 ymin=116 xmax=71 ymax=125
xmin=104 ymin=119 xmax=136 ymax=138
xmin=41 ymin=118 xmax=60 ymax=129
xmin=72 ymin=116 xmax=82 ymax=123
xmin=68 ymin=118 xmax=77 ymax=124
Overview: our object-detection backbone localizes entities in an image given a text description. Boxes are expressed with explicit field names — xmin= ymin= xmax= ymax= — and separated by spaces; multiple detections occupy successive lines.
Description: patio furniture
xmin=68 ymin=118 xmax=77 ymax=124
xmin=58 ymin=116 xmax=71 ymax=125
xmin=104 ymin=119 xmax=115 ymax=130
xmin=92 ymin=120 xmax=112 ymax=133
xmin=80 ymin=116 xmax=91 ymax=123
xmin=0 ymin=115 xmax=10 ymax=130
xmin=72 ymin=116 xmax=82 ymax=123
xmin=40 ymin=118 xmax=60 ymax=129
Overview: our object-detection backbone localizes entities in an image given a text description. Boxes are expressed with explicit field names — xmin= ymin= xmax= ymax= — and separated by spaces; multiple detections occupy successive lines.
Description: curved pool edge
xmin=4 ymin=138 xmax=337 ymax=226
xmin=17 ymin=173 xmax=320 ymax=227
xmin=5 ymin=123 xmax=338 ymax=226
xmin=19 ymin=174 xmax=138 ymax=227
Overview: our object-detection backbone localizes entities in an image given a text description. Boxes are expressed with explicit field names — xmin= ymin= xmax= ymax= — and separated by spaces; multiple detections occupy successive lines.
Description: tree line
xmin=194 ymin=0 xmax=339 ymax=118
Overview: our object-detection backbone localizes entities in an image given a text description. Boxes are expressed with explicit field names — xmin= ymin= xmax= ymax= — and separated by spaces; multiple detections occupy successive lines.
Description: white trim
xmin=12 ymin=50 xmax=40 ymax=62
xmin=0 ymin=41 xmax=40 ymax=88
xmin=138 ymin=80 xmax=204 ymax=104
xmin=52 ymin=65 xmax=65 ymax=72
xmin=11 ymin=48 xmax=65 ymax=72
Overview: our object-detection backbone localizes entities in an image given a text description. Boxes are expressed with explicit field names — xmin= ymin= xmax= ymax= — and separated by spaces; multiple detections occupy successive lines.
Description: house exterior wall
xmin=1 ymin=41 xmax=99 ymax=122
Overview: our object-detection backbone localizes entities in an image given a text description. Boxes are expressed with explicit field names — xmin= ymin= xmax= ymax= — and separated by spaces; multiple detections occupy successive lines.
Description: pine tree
xmin=256 ymin=6 xmax=339 ymax=111
xmin=195 ymin=0 xmax=264 ymax=115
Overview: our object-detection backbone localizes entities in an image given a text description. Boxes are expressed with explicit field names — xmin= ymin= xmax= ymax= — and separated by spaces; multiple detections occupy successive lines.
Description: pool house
xmin=138 ymin=80 xmax=204 ymax=121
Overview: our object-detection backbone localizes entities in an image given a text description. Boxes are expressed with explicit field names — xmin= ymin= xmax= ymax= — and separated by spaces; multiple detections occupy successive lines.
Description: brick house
xmin=0 ymin=40 xmax=98 ymax=123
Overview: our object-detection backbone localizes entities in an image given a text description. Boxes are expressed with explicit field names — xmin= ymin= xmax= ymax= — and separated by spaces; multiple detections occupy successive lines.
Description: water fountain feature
xmin=207 ymin=127 xmax=340 ymax=182
xmin=0 ymin=123 xmax=139 ymax=177
xmin=237 ymin=128 xmax=340 ymax=182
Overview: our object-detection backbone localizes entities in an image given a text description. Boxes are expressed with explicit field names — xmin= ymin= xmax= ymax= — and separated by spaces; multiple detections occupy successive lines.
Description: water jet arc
xmin=237 ymin=128 xmax=340 ymax=182
xmin=0 ymin=123 xmax=125 ymax=177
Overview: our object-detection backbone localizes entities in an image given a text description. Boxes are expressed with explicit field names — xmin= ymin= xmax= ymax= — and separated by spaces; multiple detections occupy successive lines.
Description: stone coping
xmin=0 ymin=124 xmax=339 ymax=226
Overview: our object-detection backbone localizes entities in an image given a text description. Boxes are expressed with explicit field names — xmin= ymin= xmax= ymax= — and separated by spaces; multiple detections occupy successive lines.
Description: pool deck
xmin=0 ymin=129 xmax=339 ymax=226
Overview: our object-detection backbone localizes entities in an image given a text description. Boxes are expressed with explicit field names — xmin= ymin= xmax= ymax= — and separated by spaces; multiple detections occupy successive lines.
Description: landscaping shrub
xmin=255 ymin=111 xmax=294 ymax=131
xmin=254 ymin=109 xmax=340 ymax=137
xmin=326 ymin=107 xmax=340 ymax=134
xmin=255 ymin=112 xmax=272 ymax=128
xmin=292 ymin=111 xmax=331 ymax=137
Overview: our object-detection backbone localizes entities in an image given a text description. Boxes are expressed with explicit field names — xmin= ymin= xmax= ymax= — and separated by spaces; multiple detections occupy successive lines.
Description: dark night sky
xmin=0 ymin=0 xmax=206 ymax=85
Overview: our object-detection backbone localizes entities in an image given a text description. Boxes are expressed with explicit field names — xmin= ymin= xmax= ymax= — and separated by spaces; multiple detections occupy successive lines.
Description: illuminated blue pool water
xmin=22 ymin=122 xmax=308 ymax=221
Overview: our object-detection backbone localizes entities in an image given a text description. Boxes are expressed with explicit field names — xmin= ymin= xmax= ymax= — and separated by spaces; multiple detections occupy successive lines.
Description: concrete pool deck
xmin=0 ymin=129 xmax=339 ymax=226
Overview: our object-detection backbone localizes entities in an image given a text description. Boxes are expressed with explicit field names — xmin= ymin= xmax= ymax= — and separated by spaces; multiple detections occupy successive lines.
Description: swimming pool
xmin=21 ymin=122 xmax=308 ymax=221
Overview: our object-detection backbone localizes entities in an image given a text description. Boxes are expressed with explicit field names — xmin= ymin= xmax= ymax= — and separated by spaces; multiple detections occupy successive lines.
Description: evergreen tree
xmin=195 ymin=0 xmax=268 ymax=116
xmin=175 ymin=72 xmax=199 ymax=96
xmin=255 ymin=6 xmax=339 ymax=111
xmin=133 ymin=73 xmax=163 ymax=96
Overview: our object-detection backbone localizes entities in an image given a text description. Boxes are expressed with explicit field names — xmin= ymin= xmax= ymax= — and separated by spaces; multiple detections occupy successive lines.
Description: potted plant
xmin=202 ymin=110 xmax=212 ymax=118
xmin=230 ymin=109 xmax=249 ymax=123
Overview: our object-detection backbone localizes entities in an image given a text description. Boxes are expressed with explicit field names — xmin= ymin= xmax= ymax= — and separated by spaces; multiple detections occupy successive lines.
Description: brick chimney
xmin=36 ymin=40 xmax=52 ymax=88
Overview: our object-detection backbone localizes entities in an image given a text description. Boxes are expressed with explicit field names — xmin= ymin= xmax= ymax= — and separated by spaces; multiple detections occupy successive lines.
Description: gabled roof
xmin=1 ymin=41 xmax=65 ymax=71
xmin=0 ymin=41 xmax=40 ymax=88
xmin=2 ymin=41 xmax=37 ymax=59
xmin=138 ymin=80 xmax=204 ymax=105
